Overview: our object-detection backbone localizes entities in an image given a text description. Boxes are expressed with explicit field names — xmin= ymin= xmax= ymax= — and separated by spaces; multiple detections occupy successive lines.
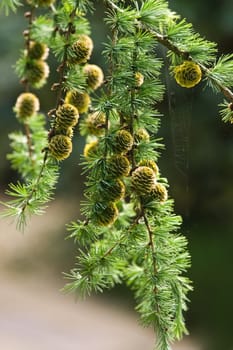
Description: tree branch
xmin=143 ymin=211 xmax=157 ymax=276
xmin=105 ymin=0 xmax=233 ymax=103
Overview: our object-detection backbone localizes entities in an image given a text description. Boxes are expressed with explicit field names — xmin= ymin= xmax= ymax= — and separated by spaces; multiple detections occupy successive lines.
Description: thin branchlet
xmin=143 ymin=209 xmax=157 ymax=276
xmin=54 ymin=6 xmax=78 ymax=109
xmin=20 ymin=150 xmax=48 ymax=214
xmin=105 ymin=0 xmax=233 ymax=103
xmin=21 ymin=8 xmax=36 ymax=159
xmin=128 ymin=45 xmax=137 ymax=169
xmin=150 ymin=29 xmax=233 ymax=102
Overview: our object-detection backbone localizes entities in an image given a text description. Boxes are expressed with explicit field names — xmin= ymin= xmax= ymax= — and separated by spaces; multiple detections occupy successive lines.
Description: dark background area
xmin=0 ymin=1 xmax=233 ymax=349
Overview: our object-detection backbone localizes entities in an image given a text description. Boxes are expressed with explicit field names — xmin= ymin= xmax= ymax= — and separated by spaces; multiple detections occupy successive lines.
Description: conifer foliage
xmin=1 ymin=0 xmax=233 ymax=349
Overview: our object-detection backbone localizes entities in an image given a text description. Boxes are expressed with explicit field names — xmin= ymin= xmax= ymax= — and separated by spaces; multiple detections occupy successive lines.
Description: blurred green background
xmin=0 ymin=1 xmax=233 ymax=350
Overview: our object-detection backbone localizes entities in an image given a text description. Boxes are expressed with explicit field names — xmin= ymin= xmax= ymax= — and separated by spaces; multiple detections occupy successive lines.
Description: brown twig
xmin=20 ymin=150 xmax=48 ymax=215
xmin=24 ymin=123 xmax=33 ymax=159
xmin=54 ymin=8 xmax=77 ymax=109
xmin=22 ymin=8 xmax=36 ymax=160
xmin=143 ymin=210 xmax=157 ymax=276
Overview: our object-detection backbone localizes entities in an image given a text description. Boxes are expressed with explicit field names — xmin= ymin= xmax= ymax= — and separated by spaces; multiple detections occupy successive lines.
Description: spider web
xmin=163 ymin=55 xmax=194 ymax=220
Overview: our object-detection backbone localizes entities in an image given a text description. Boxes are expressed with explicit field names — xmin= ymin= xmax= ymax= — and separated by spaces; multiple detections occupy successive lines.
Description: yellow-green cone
xmin=113 ymin=130 xmax=134 ymax=154
xmin=69 ymin=35 xmax=93 ymax=65
xmin=131 ymin=166 xmax=156 ymax=195
xmin=84 ymin=111 xmax=106 ymax=136
xmin=84 ymin=64 xmax=104 ymax=90
xmin=107 ymin=155 xmax=130 ymax=178
xmin=49 ymin=135 xmax=72 ymax=161
xmin=138 ymin=159 xmax=159 ymax=176
xmin=26 ymin=60 xmax=49 ymax=88
xmin=14 ymin=92 xmax=40 ymax=121
xmin=93 ymin=202 xmax=118 ymax=226
xmin=134 ymin=128 xmax=150 ymax=142
xmin=97 ymin=178 xmax=125 ymax=202
xmin=56 ymin=103 xmax=79 ymax=129
xmin=65 ymin=91 xmax=90 ymax=114
xmin=150 ymin=183 xmax=168 ymax=202
xmin=174 ymin=61 xmax=202 ymax=88
xmin=28 ymin=41 xmax=49 ymax=60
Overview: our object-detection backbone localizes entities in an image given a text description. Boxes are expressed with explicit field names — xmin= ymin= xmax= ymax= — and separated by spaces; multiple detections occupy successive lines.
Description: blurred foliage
xmin=0 ymin=1 xmax=233 ymax=350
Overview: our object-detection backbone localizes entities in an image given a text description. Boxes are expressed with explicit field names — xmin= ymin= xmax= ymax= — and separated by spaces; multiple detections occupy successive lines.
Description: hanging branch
xmin=149 ymin=30 xmax=233 ymax=102
xmin=65 ymin=2 xmax=191 ymax=349
xmin=106 ymin=0 xmax=233 ymax=106
xmin=2 ymin=0 xmax=103 ymax=229
xmin=22 ymin=9 xmax=38 ymax=160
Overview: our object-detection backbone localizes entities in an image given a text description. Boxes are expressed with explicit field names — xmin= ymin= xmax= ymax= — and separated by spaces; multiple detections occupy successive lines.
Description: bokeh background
xmin=0 ymin=1 xmax=233 ymax=349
